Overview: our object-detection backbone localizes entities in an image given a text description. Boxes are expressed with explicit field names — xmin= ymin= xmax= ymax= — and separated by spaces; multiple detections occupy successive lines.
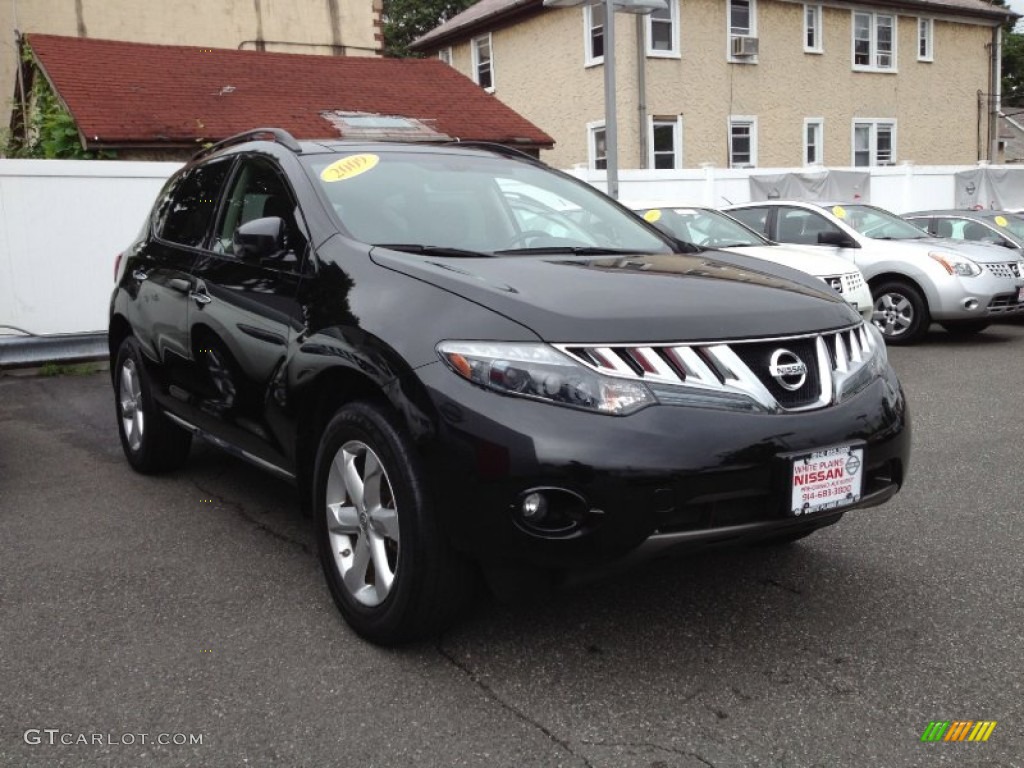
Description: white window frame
xmin=587 ymin=120 xmax=608 ymax=170
xmin=728 ymin=115 xmax=758 ymax=168
xmin=584 ymin=5 xmax=605 ymax=67
xmin=646 ymin=0 xmax=680 ymax=58
xmin=804 ymin=4 xmax=823 ymax=54
xmin=917 ymin=18 xmax=933 ymax=62
xmin=649 ymin=116 xmax=684 ymax=169
xmin=472 ymin=34 xmax=494 ymax=92
xmin=727 ymin=0 xmax=758 ymax=64
xmin=438 ymin=47 xmax=453 ymax=66
xmin=804 ymin=118 xmax=824 ymax=166
xmin=851 ymin=10 xmax=897 ymax=73
xmin=852 ymin=119 xmax=896 ymax=166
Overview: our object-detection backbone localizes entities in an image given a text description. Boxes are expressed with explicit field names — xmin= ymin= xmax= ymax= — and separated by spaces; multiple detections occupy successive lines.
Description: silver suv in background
xmin=725 ymin=201 xmax=1024 ymax=344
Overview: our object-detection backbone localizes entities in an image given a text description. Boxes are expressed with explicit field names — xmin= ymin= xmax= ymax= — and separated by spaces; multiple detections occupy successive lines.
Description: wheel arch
xmin=867 ymin=272 xmax=932 ymax=309
xmin=108 ymin=313 xmax=133 ymax=383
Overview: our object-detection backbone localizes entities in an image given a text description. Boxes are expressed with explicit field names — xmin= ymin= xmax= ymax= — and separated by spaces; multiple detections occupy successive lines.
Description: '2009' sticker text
xmin=320 ymin=154 xmax=379 ymax=183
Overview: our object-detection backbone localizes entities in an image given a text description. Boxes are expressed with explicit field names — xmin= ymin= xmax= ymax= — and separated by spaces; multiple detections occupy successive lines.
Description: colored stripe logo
xmin=921 ymin=721 xmax=997 ymax=742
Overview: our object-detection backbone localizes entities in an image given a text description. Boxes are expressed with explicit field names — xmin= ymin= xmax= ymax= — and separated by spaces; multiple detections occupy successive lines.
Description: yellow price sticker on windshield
xmin=320 ymin=154 xmax=379 ymax=183
xmin=643 ymin=209 xmax=662 ymax=223
xmin=832 ymin=205 xmax=847 ymax=219
xmin=995 ymin=215 xmax=1009 ymax=227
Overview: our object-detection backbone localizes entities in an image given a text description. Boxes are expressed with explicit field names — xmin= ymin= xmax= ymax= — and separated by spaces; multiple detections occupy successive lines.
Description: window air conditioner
xmin=731 ymin=36 xmax=759 ymax=57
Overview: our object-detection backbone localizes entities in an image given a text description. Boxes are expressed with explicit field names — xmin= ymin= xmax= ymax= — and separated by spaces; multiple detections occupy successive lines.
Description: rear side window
xmin=776 ymin=208 xmax=843 ymax=245
xmin=154 ymin=159 xmax=233 ymax=248
xmin=730 ymin=207 xmax=770 ymax=235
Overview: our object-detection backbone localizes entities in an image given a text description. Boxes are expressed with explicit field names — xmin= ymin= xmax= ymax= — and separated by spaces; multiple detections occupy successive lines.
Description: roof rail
xmin=190 ymin=127 xmax=302 ymax=161
xmin=442 ymin=140 xmax=543 ymax=164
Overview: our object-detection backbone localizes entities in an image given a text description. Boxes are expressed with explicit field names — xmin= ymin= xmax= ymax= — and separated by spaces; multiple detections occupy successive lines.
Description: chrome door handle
xmin=189 ymin=291 xmax=212 ymax=306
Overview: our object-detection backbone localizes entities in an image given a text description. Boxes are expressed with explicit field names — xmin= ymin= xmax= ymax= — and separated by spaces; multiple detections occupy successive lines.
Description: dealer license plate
xmin=790 ymin=444 xmax=864 ymax=516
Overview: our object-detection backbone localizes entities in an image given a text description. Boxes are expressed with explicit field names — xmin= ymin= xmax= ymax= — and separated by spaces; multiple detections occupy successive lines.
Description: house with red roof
xmin=10 ymin=33 xmax=553 ymax=160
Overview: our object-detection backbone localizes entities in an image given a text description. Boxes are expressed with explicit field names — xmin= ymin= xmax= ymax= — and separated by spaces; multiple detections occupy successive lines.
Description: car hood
xmin=370 ymin=248 xmax=860 ymax=343
xmin=722 ymin=244 xmax=858 ymax=278
xmin=865 ymin=236 xmax=1015 ymax=264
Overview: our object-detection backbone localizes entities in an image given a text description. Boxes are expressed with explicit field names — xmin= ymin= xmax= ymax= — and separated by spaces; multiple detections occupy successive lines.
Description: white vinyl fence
xmin=0 ymin=159 xmax=180 ymax=340
xmin=567 ymin=164 xmax=999 ymax=212
xmin=1 ymin=159 xmax=1021 ymax=354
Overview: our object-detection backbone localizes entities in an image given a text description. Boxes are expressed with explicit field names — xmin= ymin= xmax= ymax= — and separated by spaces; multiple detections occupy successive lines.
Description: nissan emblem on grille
xmin=768 ymin=349 xmax=808 ymax=391
xmin=829 ymin=277 xmax=843 ymax=292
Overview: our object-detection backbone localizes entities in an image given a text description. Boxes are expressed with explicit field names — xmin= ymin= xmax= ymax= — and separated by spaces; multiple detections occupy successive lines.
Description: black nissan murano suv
xmin=109 ymin=129 xmax=910 ymax=644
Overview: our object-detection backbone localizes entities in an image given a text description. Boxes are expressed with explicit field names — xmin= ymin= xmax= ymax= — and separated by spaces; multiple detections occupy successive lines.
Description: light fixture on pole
xmin=544 ymin=0 xmax=667 ymax=199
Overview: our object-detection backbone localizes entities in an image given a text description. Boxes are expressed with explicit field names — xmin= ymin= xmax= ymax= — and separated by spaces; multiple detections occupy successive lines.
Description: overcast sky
xmin=1008 ymin=0 xmax=1024 ymax=30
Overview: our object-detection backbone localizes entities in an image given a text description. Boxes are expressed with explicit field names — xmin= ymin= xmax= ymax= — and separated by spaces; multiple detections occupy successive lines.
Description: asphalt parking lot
xmin=2 ymin=322 xmax=1023 ymax=768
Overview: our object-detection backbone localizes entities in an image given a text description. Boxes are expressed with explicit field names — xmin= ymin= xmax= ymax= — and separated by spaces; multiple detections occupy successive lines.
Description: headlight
xmin=928 ymin=251 xmax=982 ymax=277
xmin=437 ymin=342 xmax=657 ymax=416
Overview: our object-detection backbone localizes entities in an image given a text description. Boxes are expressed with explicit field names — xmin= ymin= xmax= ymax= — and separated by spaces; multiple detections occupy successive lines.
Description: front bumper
xmin=415 ymin=361 xmax=910 ymax=571
xmin=929 ymin=270 xmax=1024 ymax=320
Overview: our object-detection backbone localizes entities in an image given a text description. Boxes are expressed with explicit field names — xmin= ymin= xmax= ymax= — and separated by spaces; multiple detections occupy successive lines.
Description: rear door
xmin=183 ymin=154 xmax=310 ymax=471
xmin=126 ymin=158 xmax=234 ymax=416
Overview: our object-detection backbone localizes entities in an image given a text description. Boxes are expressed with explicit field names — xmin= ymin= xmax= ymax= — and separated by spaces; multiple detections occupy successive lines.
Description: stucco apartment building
xmin=2 ymin=0 xmax=381 ymax=131
xmin=412 ymin=0 xmax=1013 ymax=170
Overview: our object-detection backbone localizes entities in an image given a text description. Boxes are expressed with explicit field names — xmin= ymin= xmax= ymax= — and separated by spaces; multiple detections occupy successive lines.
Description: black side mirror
xmin=234 ymin=216 xmax=284 ymax=261
xmin=817 ymin=230 xmax=858 ymax=248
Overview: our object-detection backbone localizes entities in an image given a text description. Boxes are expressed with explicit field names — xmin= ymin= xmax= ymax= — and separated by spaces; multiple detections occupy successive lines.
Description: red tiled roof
xmin=24 ymin=33 xmax=553 ymax=149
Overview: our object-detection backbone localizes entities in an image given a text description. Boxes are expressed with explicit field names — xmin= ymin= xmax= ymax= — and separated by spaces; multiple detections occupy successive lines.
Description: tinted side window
xmin=775 ymin=208 xmax=843 ymax=245
xmin=214 ymin=157 xmax=308 ymax=268
xmin=155 ymin=159 xmax=233 ymax=248
xmin=730 ymin=207 xmax=769 ymax=235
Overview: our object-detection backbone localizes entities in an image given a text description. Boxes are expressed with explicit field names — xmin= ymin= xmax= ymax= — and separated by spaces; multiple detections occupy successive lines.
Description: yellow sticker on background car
xmin=320 ymin=154 xmax=379 ymax=183
xmin=643 ymin=209 xmax=662 ymax=223
xmin=832 ymin=205 xmax=847 ymax=219
xmin=995 ymin=215 xmax=1009 ymax=227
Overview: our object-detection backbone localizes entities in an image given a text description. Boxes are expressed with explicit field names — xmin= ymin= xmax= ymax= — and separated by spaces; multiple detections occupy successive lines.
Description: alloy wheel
xmin=872 ymin=292 xmax=914 ymax=338
xmin=325 ymin=440 xmax=400 ymax=607
xmin=119 ymin=358 xmax=145 ymax=451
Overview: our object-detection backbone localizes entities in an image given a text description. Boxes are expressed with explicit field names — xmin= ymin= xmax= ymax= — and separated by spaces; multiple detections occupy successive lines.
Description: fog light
xmin=963 ymin=298 xmax=979 ymax=310
xmin=522 ymin=492 xmax=548 ymax=521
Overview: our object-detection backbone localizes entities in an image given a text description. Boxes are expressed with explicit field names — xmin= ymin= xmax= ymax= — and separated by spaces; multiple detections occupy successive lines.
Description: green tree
xmin=1004 ymin=31 xmax=1024 ymax=107
xmin=382 ymin=0 xmax=476 ymax=58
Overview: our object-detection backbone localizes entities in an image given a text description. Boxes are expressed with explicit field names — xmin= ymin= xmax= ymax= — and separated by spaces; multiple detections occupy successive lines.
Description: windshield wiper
xmin=373 ymin=244 xmax=493 ymax=258
xmin=493 ymin=246 xmax=660 ymax=256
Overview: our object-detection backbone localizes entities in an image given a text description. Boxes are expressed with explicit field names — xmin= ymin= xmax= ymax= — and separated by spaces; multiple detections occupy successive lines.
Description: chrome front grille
xmin=986 ymin=261 xmax=1023 ymax=279
xmin=556 ymin=323 xmax=880 ymax=414
xmin=820 ymin=272 xmax=865 ymax=295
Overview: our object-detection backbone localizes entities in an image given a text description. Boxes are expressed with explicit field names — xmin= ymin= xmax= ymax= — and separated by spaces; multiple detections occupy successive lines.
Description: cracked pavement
xmin=2 ymin=321 xmax=1023 ymax=767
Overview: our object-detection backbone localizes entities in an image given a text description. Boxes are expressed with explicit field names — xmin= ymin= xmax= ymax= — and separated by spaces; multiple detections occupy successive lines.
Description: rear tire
xmin=941 ymin=320 xmax=990 ymax=336
xmin=313 ymin=401 xmax=475 ymax=645
xmin=114 ymin=336 xmax=192 ymax=473
xmin=871 ymin=280 xmax=930 ymax=345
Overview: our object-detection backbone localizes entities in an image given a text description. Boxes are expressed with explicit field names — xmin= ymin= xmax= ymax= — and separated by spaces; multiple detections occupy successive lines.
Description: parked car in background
xmin=902 ymin=209 xmax=1024 ymax=253
xmin=725 ymin=201 xmax=1024 ymax=344
xmin=109 ymin=130 xmax=910 ymax=644
xmin=631 ymin=205 xmax=873 ymax=319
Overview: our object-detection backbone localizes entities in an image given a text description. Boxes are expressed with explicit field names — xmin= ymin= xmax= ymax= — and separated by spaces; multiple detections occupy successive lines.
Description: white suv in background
xmin=725 ymin=201 xmax=1024 ymax=344
xmin=630 ymin=205 xmax=873 ymax=319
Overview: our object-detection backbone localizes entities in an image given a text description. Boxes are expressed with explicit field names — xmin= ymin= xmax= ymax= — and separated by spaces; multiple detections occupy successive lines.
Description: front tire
xmin=313 ymin=401 xmax=474 ymax=645
xmin=871 ymin=280 xmax=930 ymax=345
xmin=114 ymin=336 xmax=192 ymax=473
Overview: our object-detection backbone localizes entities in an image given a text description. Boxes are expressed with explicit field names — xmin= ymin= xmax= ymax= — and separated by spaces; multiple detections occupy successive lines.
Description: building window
xmin=729 ymin=116 xmax=757 ymax=168
xmin=804 ymin=5 xmax=823 ymax=53
xmin=647 ymin=0 xmax=679 ymax=57
xmin=730 ymin=0 xmax=753 ymax=35
xmin=650 ymin=117 xmax=683 ymax=169
xmin=853 ymin=11 xmax=896 ymax=71
xmin=472 ymin=35 xmax=493 ymax=91
xmin=588 ymin=122 xmax=607 ymax=170
xmin=853 ymin=120 xmax=896 ymax=166
xmin=728 ymin=0 xmax=757 ymax=62
xmin=438 ymin=47 xmax=452 ymax=66
xmin=585 ymin=5 xmax=606 ymax=66
xmin=804 ymin=118 xmax=823 ymax=165
xmin=918 ymin=18 xmax=933 ymax=61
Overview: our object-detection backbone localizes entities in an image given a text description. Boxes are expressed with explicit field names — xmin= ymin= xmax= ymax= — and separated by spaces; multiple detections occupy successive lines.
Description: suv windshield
xmin=832 ymin=204 xmax=928 ymax=240
xmin=304 ymin=150 xmax=671 ymax=256
xmin=639 ymin=207 xmax=768 ymax=248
